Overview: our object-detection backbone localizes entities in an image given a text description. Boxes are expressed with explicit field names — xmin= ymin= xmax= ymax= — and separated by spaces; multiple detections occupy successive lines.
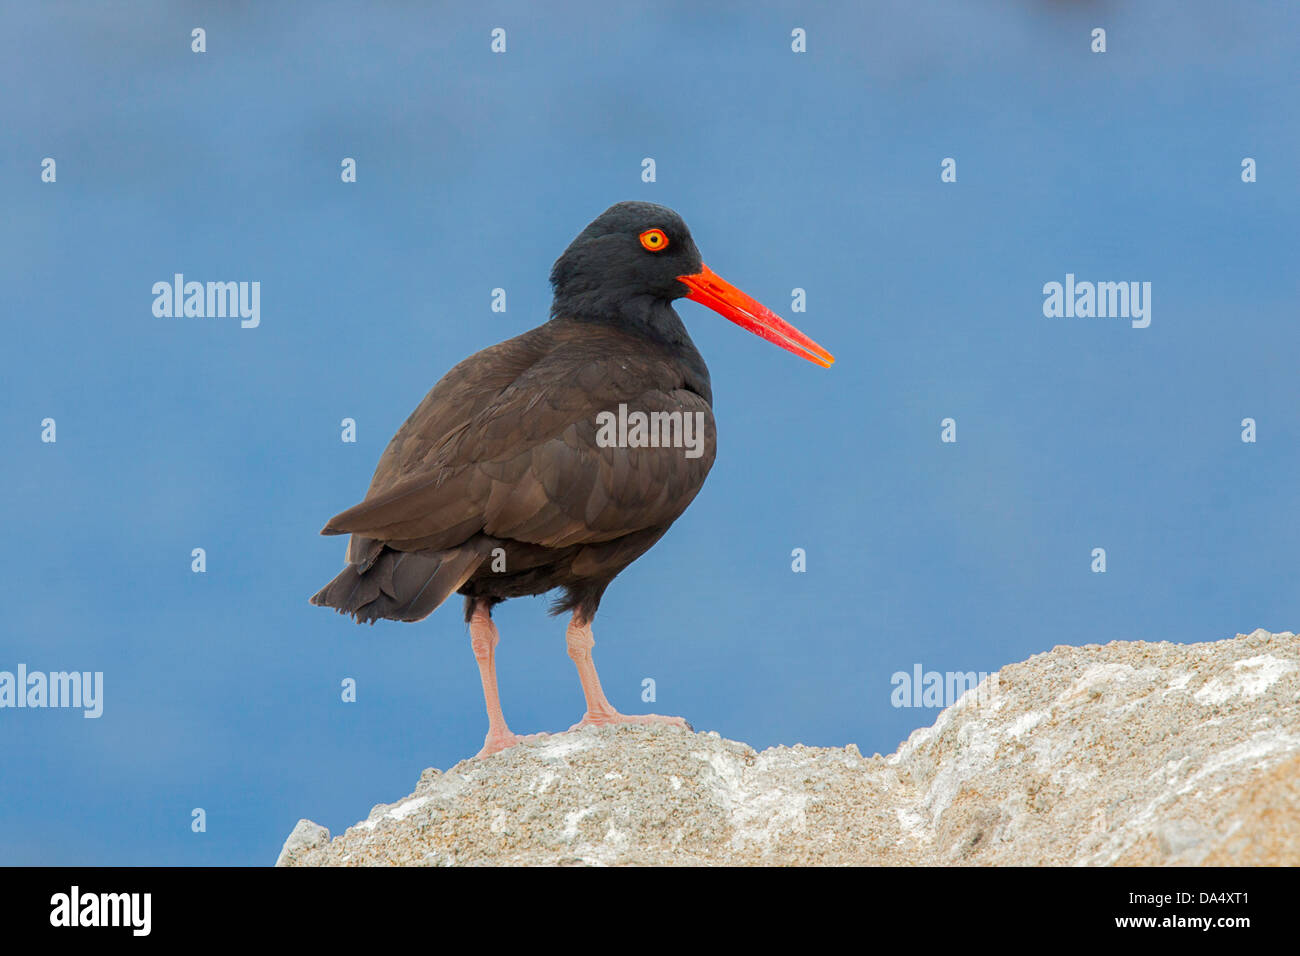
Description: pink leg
xmin=564 ymin=613 xmax=691 ymax=731
xmin=469 ymin=602 xmax=536 ymax=758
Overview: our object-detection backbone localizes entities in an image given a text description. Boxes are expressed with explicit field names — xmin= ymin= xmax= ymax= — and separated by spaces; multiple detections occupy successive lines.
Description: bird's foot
xmin=474 ymin=728 xmax=548 ymax=759
xmin=567 ymin=711 xmax=693 ymax=732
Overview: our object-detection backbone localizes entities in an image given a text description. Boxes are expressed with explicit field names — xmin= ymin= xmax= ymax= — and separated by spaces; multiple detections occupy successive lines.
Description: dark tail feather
xmin=310 ymin=539 xmax=490 ymax=624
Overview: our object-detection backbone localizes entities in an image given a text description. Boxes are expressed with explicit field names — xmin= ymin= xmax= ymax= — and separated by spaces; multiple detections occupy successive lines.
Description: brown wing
xmin=323 ymin=324 xmax=717 ymax=554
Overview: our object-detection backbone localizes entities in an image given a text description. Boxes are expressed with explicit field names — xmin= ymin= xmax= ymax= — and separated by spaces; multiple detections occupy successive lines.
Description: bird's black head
xmin=550 ymin=201 xmax=835 ymax=368
xmin=549 ymin=201 xmax=703 ymax=321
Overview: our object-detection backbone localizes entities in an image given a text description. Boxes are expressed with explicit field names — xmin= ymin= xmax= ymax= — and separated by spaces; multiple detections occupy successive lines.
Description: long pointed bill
xmin=677 ymin=265 xmax=835 ymax=368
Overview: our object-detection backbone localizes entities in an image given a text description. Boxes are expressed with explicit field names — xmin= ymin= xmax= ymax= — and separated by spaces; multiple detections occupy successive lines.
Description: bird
xmin=311 ymin=201 xmax=833 ymax=758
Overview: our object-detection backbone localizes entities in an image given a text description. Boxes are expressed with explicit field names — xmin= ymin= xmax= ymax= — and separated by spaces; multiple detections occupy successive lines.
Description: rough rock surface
xmin=277 ymin=629 xmax=1298 ymax=866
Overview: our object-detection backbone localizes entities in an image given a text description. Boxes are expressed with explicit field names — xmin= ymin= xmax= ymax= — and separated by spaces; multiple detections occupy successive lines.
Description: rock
xmin=275 ymin=819 xmax=331 ymax=867
xmin=277 ymin=628 xmax=1299 ymax=866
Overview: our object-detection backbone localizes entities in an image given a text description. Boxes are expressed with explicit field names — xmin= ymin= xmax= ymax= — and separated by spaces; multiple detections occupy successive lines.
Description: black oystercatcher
xmin=311 ymin=201 xmax=833 ymax=757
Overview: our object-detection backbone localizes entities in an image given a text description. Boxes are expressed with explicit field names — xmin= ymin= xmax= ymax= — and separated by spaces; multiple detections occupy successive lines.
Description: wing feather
xmin=323 ymin=323 xmax=716 ymax=553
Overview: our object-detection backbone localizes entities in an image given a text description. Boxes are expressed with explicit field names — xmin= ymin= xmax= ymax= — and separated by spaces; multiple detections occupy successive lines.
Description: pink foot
xmin=474 ymin=728 xmax=548 ymax=759
xmin=567 ymin=712 xmax=693 ymax=732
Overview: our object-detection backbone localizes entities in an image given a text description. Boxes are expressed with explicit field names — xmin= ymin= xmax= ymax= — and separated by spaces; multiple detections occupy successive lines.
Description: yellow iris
xmin=639 ymin=228 xmax=668 ymax=252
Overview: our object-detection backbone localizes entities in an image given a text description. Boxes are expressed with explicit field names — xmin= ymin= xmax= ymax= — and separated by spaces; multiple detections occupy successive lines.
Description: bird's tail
xmin=310 ymin=537 xmax=491 ymax=624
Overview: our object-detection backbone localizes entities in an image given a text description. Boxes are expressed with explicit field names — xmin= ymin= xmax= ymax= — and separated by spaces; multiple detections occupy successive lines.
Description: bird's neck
xmin=613 ymin=294 xmax=690 ymax=343
xmin=552 ymin=297 xmax=712 ymax=402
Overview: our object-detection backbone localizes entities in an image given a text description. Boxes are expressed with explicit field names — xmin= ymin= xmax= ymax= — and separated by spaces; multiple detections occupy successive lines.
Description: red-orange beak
xmin=677 ymin=265 xmax=835 ymax=368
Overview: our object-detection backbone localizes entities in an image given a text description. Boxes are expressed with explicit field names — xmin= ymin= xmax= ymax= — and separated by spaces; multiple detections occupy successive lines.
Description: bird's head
xmin=550 ymin=201 xmax=833 ymax=367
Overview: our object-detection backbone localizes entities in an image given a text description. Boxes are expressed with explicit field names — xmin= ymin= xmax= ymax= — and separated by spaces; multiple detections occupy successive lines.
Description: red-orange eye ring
xmin=639 ymin=228 xmax=669 ymax=252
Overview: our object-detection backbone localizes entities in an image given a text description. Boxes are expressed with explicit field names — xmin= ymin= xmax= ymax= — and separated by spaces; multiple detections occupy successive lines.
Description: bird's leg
xmin=564 ymin=612 xmax=691 ymax=731
xmin=470 ymin=601 xmax=526 ymax=758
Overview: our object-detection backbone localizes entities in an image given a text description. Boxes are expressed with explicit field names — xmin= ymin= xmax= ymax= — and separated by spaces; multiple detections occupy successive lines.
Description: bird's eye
xmin=638 ymin=228 xmax=669 ymax=252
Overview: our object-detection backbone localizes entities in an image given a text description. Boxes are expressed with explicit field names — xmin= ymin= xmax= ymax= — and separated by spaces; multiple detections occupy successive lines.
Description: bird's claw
xmin=474 ymin=729 xmax=549 ymax=759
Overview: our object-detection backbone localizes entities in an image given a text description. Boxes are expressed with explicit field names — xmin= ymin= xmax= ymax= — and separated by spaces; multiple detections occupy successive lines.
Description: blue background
xmin=2 ymin=1 xmax=1296 ymax=865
